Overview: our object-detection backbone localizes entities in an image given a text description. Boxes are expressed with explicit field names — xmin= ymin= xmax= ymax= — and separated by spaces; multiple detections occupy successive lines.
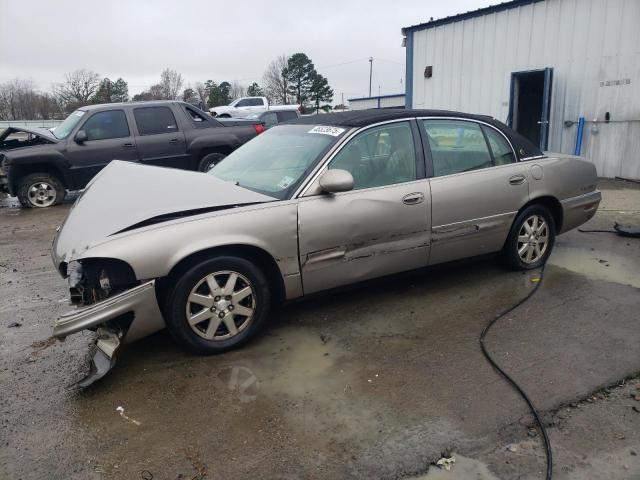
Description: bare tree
xmin=53 ymin=69 xmax=100 ymax=110
xmin=229 ymin=80 xmax=246 ymax=100
xmin=194 ymin=82 xmax=209 ymax=106
xmin=0 ymin=79 xmax=45 ymax=120
xmin=159 ymin=68 xmax=183 ymax=100
xmin=262 ymin=54 xmax=289 ymax=104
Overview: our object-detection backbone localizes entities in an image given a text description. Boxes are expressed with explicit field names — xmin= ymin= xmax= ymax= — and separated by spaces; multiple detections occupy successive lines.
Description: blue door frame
xmin=507 ymin=68 xmax=553 ymax=151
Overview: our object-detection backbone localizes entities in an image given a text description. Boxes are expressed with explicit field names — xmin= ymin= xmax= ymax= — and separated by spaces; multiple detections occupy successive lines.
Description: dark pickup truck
xmin=0 ymin=101 xmax=264 ymax=207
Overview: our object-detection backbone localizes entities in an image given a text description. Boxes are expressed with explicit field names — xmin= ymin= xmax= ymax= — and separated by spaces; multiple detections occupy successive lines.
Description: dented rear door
xmin=297 ymin=120 xmax=431 ymax=294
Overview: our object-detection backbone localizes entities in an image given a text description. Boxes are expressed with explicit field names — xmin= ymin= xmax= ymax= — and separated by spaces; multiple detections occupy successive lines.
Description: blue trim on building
xmin=348 ymin=93 xmax=406 ymax=102
xmin=405 ymin=30 xmax=413 ymax=108
xmin=402 ymin=0 xmax=545 ymax=34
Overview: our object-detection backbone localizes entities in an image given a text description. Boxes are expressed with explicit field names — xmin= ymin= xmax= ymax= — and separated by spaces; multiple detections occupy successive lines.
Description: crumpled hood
xmin=52 ymin=161 xmax=275 ymax=265
xmin=1 ymin=126 xmax=59 ymax=144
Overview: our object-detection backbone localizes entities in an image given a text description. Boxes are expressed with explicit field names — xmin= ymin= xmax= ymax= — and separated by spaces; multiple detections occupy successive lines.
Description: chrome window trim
xmin=416 ymin=116 xmax=519 ymax=171
xmin=294 ymin=118 xmax=420 ymax=198
xmin=521 ymin=154 xmax=548 ymax=161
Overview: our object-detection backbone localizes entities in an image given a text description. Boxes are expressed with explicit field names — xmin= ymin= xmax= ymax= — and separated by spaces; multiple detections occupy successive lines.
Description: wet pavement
xmin=0 ymin=180 xmax=639 ymax=479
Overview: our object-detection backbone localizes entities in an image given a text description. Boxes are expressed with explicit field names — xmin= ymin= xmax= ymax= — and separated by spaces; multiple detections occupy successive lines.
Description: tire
xmin=165 ymin=256 xmax=271 ymax=355
xmin=17 ymin=172 xmax=65 ymax=208
xmin=198 ymin=152 xmax=227 ymax=172
xmin=501 ymin=204 xmax=556 ymax=270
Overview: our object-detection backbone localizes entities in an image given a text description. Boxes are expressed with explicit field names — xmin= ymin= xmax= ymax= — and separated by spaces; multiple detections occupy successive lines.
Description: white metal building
xmin=402 ymin=0 xmax=640 ymax=179
xmin=348 ymin=94 xmax=406 ymax=110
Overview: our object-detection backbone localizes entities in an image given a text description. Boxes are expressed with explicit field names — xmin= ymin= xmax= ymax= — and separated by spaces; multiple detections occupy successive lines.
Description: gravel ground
xmin=0 ymin=179 xmax=638 ymax=479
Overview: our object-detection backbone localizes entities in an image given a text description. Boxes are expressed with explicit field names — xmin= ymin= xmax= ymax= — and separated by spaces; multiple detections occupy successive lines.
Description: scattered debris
xmin=7 ymin=322 xmax=22 ymax=328
xmin=180 ymin=448 xmax=208 ymax=480
xmin=140 ymin=470 xmax=153 ymax=480
xmin=632 ymin=406 xmax=640 ymax=414
xmin=527 ymin=428 xmax=538 ymax=438
xmin=116 ymin=406 xmax=142 ymax=426
xmin=436 ymin=456 xmax=455 ymax=471
xmin=506 ymin=444 xmax=518 ymax=453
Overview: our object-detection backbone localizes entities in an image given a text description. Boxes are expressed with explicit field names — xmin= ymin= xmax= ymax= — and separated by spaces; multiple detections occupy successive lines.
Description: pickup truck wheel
xmin=166 ymin=256 xmax=271 ymax=355
xmin=17 ymin=173 xmax=65 ymax=208
xmin=501 ymin=204 xmax=556 ymax=270
xmin=198 ymin=152 xmax=227 ymax=172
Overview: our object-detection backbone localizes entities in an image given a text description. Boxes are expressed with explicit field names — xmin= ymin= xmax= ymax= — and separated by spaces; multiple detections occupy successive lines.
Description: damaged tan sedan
xmin=51 ymin=109 xmax=601 ymax=386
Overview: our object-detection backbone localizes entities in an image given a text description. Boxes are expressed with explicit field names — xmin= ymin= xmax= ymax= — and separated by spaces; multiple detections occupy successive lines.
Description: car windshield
xmin=52 ymin=110 xmax=86 ymax=139
xmin=209 ymin=124 xmax=346 ymax=199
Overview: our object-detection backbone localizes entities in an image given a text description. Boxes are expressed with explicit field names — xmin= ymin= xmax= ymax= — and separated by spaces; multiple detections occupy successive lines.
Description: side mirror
xmin=318 ymin=169 xmax=354 ymax=194
xmin=75 ymin=130 xmax=87 ymax=144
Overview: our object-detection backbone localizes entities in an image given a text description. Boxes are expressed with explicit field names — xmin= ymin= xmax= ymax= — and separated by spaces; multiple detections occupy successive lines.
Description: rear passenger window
xmin=134 ymin=107 xmax=179 ymax=135
xmin=482 ymin=126 xmax=516 ymax=165
xmin=82 ymin=110 xmax=129 ymax=141
xmin=423 ymin=120 xmax=492 ymax=177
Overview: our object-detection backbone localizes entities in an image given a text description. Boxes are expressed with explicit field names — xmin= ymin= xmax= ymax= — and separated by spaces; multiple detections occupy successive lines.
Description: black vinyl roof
xmin=292 ymin=109 xmax=493 ymax=128
xmin=291 ymin=108 xmax=543 ymax=160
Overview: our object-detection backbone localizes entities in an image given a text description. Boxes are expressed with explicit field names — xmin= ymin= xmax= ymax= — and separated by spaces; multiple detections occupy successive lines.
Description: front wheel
xmin=501 ymin=204 xmax=556 ymax=270
xmin=165 ymin=256 xmax=271 ymax=354
xmin=17 ymin=172 xmax=66 ymax=208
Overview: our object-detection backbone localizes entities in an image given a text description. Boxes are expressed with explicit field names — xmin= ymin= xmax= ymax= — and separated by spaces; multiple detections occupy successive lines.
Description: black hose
xmin=479 ymin=263 xmax=553 ymax=480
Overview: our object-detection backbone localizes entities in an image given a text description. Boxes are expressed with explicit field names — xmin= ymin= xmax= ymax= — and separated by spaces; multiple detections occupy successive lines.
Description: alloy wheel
xmin=517 ymin=214 xmax=549 ymax=264
xmin=185 ymin=270 xmax=256 ymax=341
xmin=27 ymin=182 xmax=57 ymax=207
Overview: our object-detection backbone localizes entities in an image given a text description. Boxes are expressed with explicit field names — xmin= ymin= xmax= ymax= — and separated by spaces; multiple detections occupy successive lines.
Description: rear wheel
xmin=165 ymin=256 xmax=271 ymax=354
xmin=198 ymin=152 xmax=227 ymax=172
xmin=502 ymin=204 xmax=556 ymax=270
xmin=17 ymin=173 xmax=65 ymax=208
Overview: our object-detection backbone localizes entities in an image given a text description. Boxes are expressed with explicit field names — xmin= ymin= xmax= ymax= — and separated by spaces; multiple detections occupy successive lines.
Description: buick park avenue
xmin=50 ymin=109 xmax=601 ymax=385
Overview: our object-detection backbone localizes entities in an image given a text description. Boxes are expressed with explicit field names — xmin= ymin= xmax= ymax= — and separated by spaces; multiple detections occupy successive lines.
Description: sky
xmin=0 ymin=0 xmax=494 ymax=105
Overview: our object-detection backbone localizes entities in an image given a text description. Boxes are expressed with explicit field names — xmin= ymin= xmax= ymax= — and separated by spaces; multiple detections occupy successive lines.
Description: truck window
xmin=134 ymin=107 xmax=179 ymax=135
xmin=236 ymin=99 xmax=252 ymax=107
xmin=81 ymin=110 xmax=130 ymax=141
xmin=184 ymin=106 xmax=208 ymax=123
xmin=248 ymin=98 xmax=263 ymax=106
xmin=277 ymin=111 xmax=297 ymax=122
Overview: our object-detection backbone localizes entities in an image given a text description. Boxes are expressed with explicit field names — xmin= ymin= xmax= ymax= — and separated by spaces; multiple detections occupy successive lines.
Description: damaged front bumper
xmin=54 ymin=280 xmax=165 ymax=387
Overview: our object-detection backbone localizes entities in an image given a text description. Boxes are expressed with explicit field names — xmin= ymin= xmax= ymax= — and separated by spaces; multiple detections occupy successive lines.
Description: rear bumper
xmin=560 ymin=190 xmax=602 ymax=233
xmin=53 ymin=280 xmax=165 ymax=343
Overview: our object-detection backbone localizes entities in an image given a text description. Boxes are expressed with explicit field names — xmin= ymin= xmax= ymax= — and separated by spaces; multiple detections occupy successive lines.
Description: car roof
xmin=290 ymin=108 xmax=544 ymax=160
xmin=289 ymin=108 xmax=493 ymax=127
xmin=79 ymin=100 xmax=186 ymax=111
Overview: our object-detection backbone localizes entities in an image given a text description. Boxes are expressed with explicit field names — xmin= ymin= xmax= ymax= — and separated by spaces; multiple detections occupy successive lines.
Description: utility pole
xmin=368 ymin=57 xmax=373 ymax=97
xmin=341 ymin=92 xmax=344 ymax=110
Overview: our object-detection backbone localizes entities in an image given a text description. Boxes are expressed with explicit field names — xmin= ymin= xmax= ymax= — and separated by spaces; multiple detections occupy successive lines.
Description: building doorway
xmin=508 ymin=68 xmax=553 ymax=151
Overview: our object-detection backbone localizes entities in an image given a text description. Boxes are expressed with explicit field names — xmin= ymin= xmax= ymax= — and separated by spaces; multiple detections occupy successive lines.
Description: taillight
xmin=297 ymin=105 xmax=301 ymax=112
xmin=254 ymin=124 xmax=265 ymax=135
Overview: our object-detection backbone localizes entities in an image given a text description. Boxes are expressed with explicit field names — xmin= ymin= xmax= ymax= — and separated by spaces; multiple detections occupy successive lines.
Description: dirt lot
xmin=1 ymin=179 xmax=639 ymax=480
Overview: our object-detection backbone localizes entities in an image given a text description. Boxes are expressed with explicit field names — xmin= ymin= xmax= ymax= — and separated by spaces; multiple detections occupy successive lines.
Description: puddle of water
xmin=550 ymin=246 xmax=640 ymax=288
xmin=411 ymin=454 xmax=500 ymax=480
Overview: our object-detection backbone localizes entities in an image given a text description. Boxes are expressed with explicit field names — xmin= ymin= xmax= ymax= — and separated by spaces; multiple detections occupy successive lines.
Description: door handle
xmin=509 ymin=174 xmax=526 ymax=185
xmin=122 ymin=142 xmax=135 ymax=148
xmin=169 ymin=138 xmax=180 ymax=144
xmin=402 ymin=192 xmax=425 ymax=205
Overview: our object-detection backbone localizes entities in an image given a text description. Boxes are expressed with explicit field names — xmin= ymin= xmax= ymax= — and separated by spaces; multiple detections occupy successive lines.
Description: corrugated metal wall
xmin=409 ymin=0 xmax=640 ymax=178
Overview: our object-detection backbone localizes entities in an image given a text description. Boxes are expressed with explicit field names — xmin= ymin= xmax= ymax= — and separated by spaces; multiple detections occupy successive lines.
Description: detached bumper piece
xmin=54 ymin=280 xmax=165 ymax=388
xmin=71 ymin=327 xmax=121 ymax=389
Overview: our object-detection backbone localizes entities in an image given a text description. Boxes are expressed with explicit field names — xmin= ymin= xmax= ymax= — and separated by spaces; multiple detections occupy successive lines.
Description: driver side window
xmin=328 ymin=121 xmax=417 ymax=190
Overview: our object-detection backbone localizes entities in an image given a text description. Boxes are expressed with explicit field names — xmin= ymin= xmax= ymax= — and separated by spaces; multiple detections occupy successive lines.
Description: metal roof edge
xmin=401 ymin=0 xmax=545 ymax=34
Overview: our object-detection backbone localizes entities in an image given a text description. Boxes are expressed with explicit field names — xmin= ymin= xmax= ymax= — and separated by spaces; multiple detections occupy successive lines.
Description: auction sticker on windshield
xmin=308 ymin=126 xmax=345 ymax=136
